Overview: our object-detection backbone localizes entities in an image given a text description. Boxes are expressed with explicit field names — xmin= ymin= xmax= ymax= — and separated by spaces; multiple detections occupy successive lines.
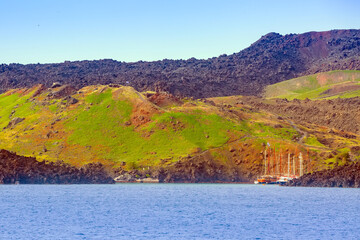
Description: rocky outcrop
xmin=63 ymin=96 xmax=79 ymax=105
xmin=0 ymin=149 xmax=114 ymax=184
xmin=114 ymin=173 xmax=135 ymax=182
xmin=156 ymin=152 xmax=250 ymax=183
xmin=5 ymin=117 xmax=25 ymax=129
xmin=0 ymin=30 xmax=359 ymax=97
xmin=147 ymin=92 xmax=183 ymax=107
xmin=113 ymin=150 xmax=254 ymax=183
xmin=286 ymin=162 xmax=360 ymax=188
xmin=47 ymin=85 xmax=76 ymax=99
xmin=51 ymin=82 xmax=62 ymax=88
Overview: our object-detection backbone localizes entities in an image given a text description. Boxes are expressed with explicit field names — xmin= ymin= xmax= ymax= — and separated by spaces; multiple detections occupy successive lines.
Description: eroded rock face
xmin=157 ymin=156 xmax=229 ymax=183
xmin=286 ymin=162 xmax=360 ymax=188
xmin=147 ymin=92 xmax=183 ymax=107
xmin=0 ymin=149 xmax=114 ymax=184
xmin=114 ymin=173 xmax=135 ymax=182
xmin=157 ymin=152 xmax=251 ymax=183
xmin=113 ymin=150 xmax=254 ymax=183
xmin=5 ymin=117 xmax=25 ymax=129
xmin=47 ymin=85 xmax=76 ymax=99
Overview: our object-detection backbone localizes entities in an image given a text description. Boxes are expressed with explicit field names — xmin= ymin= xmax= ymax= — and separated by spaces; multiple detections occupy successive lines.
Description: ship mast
xmin=287 ymin=153 xmax=290 ymax=177
xmin=268 ymin=148 xmax=270 ymax=175
xmin=275 ymin=149 xmax=279 ymax=175
xmin=292 ymin=155 xmax=296 ymax=176
xmin=299 ymin=152 xmax=303 ymax=176
xmin=264 ymin=149 xmax=267 ymax=175
xmin=273 ymin=147 xmax=276 ymax=175
xmin=279 ymin=150 xmax=282 ymax=176
xmin=307 ymin=148 xmax=310 ymax=174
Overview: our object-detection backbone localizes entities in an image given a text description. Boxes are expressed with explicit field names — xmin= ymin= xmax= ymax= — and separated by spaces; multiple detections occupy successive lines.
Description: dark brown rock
xmin=5 ymin=117 xmax=25 ymax=129
xmin=0 ymin=149 xmax=114 ymax=184
xmin=0 ymin=30 xmax=359 ymax=98
xmin=286 ymin=162 xmax=360 ymax=188
xmin=47 ymin=85 xmax=76 ymax=99
xmin=155 ymin=152 xmax=249 ymax=183
xmin=63 ymin=96 xmax=79 ymax=105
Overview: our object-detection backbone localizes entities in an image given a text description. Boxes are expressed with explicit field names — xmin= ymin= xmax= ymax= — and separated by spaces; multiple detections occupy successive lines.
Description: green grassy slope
xmin=264 ymin=70 xmax=360 ymax=100
xmin=0 ymin=85 xmax=303 ymax=167
xmin=0 ymin=84 xmax=358 ymax=175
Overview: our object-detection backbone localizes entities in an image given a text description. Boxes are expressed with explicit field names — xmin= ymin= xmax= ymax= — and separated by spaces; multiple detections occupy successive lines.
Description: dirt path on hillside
xmin=136 ymin=92 xmax=145 ymax=101
xmin=284 ymin=117 xmax=329 ymax=150
xmin=287 ymin=119 xmax=308 ymax=144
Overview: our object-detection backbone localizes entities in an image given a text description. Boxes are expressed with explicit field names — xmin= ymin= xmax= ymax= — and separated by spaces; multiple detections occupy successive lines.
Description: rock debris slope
xmin=0 ymin=29 xmax=359 ymax=98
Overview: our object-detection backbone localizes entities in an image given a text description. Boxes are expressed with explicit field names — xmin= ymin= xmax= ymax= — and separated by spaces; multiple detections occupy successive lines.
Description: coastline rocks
xmin=156 ymin=153 xmax=248 ymax=183
xmin=136 ymin=178 xmax=159 ymax=183
xmin=114 ymin=173 xmax=135 ymax=182
xmin=113 ymin=152 xmax=251 ymax=183
xmin=0 ymin=149 xmax=114 ymax=184
xmin=286 ymin=162 xmax=360 ymax=188
xmin=114 ymin=171 xmax=160 ymax=183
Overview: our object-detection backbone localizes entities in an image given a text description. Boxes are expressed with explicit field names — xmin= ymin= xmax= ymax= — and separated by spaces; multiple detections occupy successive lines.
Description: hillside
xmin=1 ymin=29 xmax=360 ymax=98
xmin=0 ymin=84 xmax=359 ymax=182
xmin=264 ymin=70 xmax=360 ymax=99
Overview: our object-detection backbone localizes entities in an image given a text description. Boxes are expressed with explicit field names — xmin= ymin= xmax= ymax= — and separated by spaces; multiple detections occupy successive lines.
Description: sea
xmin=0 ymin=184 xmax=359 ymax=240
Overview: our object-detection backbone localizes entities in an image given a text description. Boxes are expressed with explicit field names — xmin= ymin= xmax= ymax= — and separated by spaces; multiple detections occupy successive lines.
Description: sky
xmin=1 ymin=0 xmax=360 ymax=64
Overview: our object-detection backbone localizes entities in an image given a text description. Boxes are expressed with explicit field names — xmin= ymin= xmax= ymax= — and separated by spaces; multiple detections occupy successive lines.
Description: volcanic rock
xmin=286 ymin=162 xmax=360 ymax=188
xmin=0 ymin=30 xmax=359 ymax=98
xmin=47 ymin=85 xmax=76 ymax=99
xmin=51 ymin=82 xmax=62 ymax=88
xmin=0 ymin=149 xmax=114 ymax=184
xmin=5 ymin=117 xmax=25 ymax=129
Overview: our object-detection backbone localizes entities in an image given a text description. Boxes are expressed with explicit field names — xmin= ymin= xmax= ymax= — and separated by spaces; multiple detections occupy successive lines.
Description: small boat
xmin=255 ymin=175 xmax=278 ymax=184
xmin=277 ymin=176 xmax=291 ymax=185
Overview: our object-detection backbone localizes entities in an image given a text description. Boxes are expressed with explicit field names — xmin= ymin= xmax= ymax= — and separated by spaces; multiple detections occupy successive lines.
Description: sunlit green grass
xmin=265 ymin=70 xmax=360 ymax=99
xmin=304 ymin=135 xmax=325 ymax=147
xmin=0 ymin=86 xmax=320 ymax=169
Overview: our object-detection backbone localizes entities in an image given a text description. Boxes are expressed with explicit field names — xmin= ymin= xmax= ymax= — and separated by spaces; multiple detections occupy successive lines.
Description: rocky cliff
xmin=286 ymin=162 xmax=360 ymax=188
xmin=0 ymin=149 xmax=114 ymax=184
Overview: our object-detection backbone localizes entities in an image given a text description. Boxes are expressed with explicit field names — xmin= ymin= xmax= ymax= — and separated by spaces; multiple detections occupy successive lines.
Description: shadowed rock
xmin=286 ymin=162 xmax=360 ymax=188
xmin=0 ymin=149 xmax=114 ymax=184
xmin=47 ymin=85 xmax=76 ymax=99
xmin=5 ymin=117 xmax=25 ymax=129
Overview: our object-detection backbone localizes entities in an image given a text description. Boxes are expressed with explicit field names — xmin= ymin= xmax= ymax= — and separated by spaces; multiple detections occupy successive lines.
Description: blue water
xmin=0 ymin=184 xmax=359 ymax=240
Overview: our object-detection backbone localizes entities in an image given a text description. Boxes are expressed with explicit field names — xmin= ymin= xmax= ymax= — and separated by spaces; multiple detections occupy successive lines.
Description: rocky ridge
xmin=1 ymin=29 xmax=360 ymax=98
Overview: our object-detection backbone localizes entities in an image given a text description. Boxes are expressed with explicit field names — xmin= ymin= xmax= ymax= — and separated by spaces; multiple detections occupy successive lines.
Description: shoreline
xmin=114 ymin=181 xmax=254 ymax=184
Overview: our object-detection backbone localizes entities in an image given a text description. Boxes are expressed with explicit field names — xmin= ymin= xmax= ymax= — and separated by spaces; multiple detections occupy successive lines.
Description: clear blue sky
xmin=1 ymin=0 xmax=359 ymax=64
